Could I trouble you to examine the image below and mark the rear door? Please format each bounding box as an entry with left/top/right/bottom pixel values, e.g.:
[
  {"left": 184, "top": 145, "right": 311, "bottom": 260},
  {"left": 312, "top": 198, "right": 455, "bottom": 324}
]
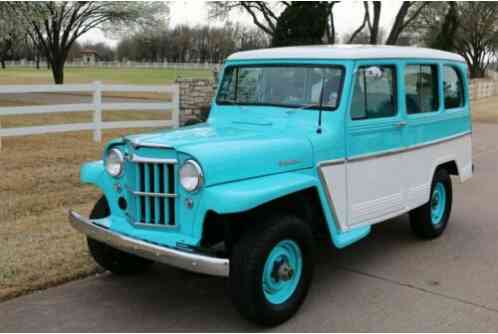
[{"left": 345, "top": 61, "right": 406, "bottom": 228}]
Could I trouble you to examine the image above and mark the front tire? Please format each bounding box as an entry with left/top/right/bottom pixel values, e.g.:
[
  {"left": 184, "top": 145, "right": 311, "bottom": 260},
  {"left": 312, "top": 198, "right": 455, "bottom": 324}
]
[
  {"left": 229, "top": 213, "right": 314, "bottom": 326},
  {"left": 410, "top": 168, "right": 453, "bottom": 239},
  {"left": 87, "top": 196, "right": 152, "bottom": 275}
]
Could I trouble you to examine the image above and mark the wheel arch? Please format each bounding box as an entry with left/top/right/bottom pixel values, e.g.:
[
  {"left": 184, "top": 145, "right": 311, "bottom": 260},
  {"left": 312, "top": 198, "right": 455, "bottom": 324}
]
[{"left": 200, "top": 186, "right": 330, "bottom": 252}]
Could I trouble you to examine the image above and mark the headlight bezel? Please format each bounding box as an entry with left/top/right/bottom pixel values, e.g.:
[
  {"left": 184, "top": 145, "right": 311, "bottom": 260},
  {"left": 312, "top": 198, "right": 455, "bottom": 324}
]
[
  {"left": 179, "top": 159, "right": 204, "bottom": 193},
  {"left": 105, "top": 147, "right": 125, "bottom": 177}
]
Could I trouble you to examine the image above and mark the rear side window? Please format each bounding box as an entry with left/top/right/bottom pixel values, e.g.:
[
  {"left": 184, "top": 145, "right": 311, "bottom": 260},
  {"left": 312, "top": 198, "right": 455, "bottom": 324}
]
[
  {"left": 351, "top": 65, "right": 396, "bottom": 120},
  {"left": 405, "top": 64, "right": 439, "bottom": 114},
  {"left": 444, "top": 66, "right": 464, "bottom": 109}
]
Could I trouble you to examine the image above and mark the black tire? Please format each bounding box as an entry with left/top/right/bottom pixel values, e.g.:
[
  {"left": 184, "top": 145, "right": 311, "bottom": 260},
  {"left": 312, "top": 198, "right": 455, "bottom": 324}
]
[
  {"left": 229, "top": 213, "right": 314, "bottom": 326},
  {"left": 87, "top": 196, "right": 152, "bottom": 275},
  {"left": 410, "top": 168, "right": 453, "bottom": 239}
]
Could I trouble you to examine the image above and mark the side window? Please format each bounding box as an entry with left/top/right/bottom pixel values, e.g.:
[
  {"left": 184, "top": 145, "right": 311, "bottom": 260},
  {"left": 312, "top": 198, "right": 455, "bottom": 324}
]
[
  {"left": 351, "top": 65, "right": 396, "bottom": 120},
  {"left": 444, "top": 66, "right": 464, "bottom": 109},
  {"left": 405, "top": 64, "right": 439, "bottom": 114}
]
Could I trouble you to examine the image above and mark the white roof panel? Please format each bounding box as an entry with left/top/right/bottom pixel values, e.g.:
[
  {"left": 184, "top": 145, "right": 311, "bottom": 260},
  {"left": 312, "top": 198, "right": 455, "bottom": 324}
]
[{"left": 227, "top": 44, "right": 465, "bottom": 62}]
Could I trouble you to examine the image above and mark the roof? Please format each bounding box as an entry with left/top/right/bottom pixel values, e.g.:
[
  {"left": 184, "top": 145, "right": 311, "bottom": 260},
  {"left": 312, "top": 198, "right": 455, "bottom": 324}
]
[
  {"left": 80, "top": 48, "right": 97, "bottom": 54},
  {"left": 227, "top": 45, "right": 465, "bottom": 62}
]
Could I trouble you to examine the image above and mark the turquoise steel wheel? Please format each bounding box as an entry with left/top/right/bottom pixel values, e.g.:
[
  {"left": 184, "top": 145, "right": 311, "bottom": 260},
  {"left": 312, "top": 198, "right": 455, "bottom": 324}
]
[
  {"left": 410, "top": 168, "right": 452, "bottom": 239},
  {"left": 262, "top": 239, "right": 303, "bottom": 304},
  {"left": 431, "top": 182, "right": 447, "bottom": 225},
  {"left": 230, "top": 214, "right": 314, "bottom": 326}
]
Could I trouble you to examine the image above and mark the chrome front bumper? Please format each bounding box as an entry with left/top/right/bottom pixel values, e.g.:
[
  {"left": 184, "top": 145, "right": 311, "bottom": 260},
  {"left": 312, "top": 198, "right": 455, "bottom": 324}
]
[{"left": 68, "top": 210, "right": 229, "bottom": 277}]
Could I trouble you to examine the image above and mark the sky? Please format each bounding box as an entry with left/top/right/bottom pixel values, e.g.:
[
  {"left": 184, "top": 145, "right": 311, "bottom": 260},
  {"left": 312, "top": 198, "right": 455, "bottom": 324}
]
[{"left": 80, "top": 1, "right": 404, "bottom": 48}]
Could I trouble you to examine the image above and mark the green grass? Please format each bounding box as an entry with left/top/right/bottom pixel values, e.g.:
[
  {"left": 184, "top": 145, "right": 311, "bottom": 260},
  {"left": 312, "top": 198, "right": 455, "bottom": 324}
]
[{"left": 0, "top": 67, "right": 213, "bottom": 85}]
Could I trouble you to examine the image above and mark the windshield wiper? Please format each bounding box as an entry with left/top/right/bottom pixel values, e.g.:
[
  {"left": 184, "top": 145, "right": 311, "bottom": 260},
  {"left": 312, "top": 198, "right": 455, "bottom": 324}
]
[
  {"left": 219, "top": 99, "right": 238, "bottom": 105},
  {"left": 294, "top": 103, "right": 321, "bottom": 111}
]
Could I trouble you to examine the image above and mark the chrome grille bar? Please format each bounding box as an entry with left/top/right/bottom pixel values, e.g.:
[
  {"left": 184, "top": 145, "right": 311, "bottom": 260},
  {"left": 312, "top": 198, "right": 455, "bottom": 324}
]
[{"left": 127, "top": 155, "right": 177, "bottom": 227}]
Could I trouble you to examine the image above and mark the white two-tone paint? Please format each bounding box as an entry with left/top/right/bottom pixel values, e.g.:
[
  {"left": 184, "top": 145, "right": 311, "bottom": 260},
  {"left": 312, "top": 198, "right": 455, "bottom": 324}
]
[{"left": 319, "top": 132, "right": 472, "bottom": 232}]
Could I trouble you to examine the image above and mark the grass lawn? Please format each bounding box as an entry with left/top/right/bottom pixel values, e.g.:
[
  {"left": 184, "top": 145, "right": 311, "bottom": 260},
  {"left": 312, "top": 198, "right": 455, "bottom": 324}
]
[
  {"left": 0, "top": 127, "right": 165, "bottom": 302},
  {"left": 0, "top": 66, "right": 212, "bottom": 301},
  {"left": 0, "top": 66, "right": 213, "bottom": 85}
]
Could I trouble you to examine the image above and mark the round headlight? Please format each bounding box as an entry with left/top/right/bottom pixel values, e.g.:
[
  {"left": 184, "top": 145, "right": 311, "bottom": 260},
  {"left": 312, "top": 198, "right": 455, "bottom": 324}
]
[
  {"left": 179, "top": 160, "right": 203, "bottom": 192},
  {"left": 105, "top": 148, "right": 124, "bottom": 177}
]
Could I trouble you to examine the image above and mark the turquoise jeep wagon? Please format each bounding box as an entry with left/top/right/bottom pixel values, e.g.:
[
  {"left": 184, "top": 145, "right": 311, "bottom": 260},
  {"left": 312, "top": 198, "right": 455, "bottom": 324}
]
[{"left": 70, "top": 45, "right": 473, "bottom": 325}]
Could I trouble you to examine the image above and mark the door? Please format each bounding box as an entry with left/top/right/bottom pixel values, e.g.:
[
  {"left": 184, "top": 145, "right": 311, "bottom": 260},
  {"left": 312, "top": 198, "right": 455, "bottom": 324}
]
[{"left": 345, "top": 62, "right": 405, "bottom": 228}]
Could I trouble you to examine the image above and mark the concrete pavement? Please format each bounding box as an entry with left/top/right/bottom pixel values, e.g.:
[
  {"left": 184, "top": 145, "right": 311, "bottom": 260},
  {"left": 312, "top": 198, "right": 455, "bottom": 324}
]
[{"left": 1, "top": 123, "right": 498, "bottom": 332}]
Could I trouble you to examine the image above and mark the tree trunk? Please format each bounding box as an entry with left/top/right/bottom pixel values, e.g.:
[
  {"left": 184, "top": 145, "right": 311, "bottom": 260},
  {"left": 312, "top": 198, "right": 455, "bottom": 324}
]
[
  {"left": 385, "top": 2, "right": 411, "bottom": 45},
  {"left": 369, "top": 2, "right": 382, "bottom": 44},
  {"left": 1, "top": 59, "right": 5, "bottom": 69},
  {"left": 36, "top": 55, "right": 40, "bottom": 70},
  {"left": 51, "top": 60, "right": 64, "bottom": 84}
]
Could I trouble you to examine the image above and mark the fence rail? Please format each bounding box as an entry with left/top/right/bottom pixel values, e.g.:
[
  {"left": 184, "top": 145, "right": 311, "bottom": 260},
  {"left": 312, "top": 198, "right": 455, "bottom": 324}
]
[
  {"left": 4, "top": 60, "right": 221, "bottom": 70},
  {"left": 0, "top": 81, "right": 179, "bottom": 150}
]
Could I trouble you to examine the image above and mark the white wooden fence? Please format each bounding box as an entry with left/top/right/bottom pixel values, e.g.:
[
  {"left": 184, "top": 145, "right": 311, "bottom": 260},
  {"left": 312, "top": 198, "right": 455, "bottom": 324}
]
[
  {"left": 5, "top": 60, "right": 220, "bottom": 70},
  {"left": 0, "top": 82, "right": 179, "bottom": 150}
]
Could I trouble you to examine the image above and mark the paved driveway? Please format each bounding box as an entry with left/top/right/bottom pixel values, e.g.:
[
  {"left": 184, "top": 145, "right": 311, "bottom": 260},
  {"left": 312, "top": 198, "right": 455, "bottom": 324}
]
[{"left": 1, "top": 123, "right": 498, "bottom": 332}]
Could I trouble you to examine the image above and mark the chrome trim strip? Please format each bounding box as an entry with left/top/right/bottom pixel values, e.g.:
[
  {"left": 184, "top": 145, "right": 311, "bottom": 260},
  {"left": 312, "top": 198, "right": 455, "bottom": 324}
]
[
  {"left": 318, "top": 131, "right": 471, "bottom": 167},
  {"left": 132, "top": 221, "right": 177, "bottom": 228},
  {"left": 317, "top": 158, "right": 346, "bottom": 168},
  {"left": 68, "top": 210, "right": 229, "bottom": 277},
  {"left": 316, "top": 166, "right": 346, "bottom": 232},
  {"left": 129, "top": 154, "right": 177, "bottom": 164},
  {"left": 132, "top": 190, "right": 177, "bottom": 198},
  {"left": 124, "top": 138, "right": 173, "bottom": 149},
  {"left": 348, "top": 131, "right": 471, "bottom": 163}
]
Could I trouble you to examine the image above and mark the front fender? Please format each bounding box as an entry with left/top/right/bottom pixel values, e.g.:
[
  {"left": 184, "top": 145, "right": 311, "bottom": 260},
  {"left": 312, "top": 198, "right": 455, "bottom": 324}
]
[
  {"left": 81, "top": 160, "right": 106, "bottom": 185},
  {"left": 80, "top": 161, "right": 119, "bottom": 215},
  {"left": 202, "top": 171, "right": 319, "bottom": 214},
  {"left": 197, "top": 169, "right": 370, "bottom": 249}
]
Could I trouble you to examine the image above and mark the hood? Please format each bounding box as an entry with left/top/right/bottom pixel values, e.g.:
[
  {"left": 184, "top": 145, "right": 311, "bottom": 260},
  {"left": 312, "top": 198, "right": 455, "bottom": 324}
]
[{"left": 125, "top": 123, "right": 314, "bottom": 186}]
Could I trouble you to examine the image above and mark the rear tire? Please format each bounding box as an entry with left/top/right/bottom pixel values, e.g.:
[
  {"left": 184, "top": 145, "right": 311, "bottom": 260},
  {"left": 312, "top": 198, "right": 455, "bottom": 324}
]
[
  {"left": 229, "top": 213, "right": 314, "bottom": 326},
  {"left": 410, "top": 168, "right": 452, "bottom": 239},
  {"left": 87, "top": 196, "right": 152, "bottom": 275}
]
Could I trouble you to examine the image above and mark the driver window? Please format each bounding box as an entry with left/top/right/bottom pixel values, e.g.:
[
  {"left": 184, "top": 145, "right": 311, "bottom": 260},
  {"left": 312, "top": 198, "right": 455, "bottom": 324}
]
[{"left": 351, "top": 65, "right": 396, "bottom": 120}]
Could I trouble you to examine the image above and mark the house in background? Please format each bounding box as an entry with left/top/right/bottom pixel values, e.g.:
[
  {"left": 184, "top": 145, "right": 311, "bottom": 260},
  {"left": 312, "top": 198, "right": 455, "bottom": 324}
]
[{"left": 80, "top": 49, "right": 97, "bottom": 64}]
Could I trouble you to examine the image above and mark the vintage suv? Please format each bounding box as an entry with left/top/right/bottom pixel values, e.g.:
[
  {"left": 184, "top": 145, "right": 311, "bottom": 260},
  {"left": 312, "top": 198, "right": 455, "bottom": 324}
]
[{"left": 69, "top": 45, "right": 473, "bottom": 325}]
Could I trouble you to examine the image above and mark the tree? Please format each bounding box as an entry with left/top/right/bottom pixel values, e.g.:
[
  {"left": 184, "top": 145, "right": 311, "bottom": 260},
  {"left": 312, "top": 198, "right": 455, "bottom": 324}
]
[
  {"left": 410, "top": 2, "right": 498, "bottom": 78},
  {"left": 429, "top": 2, "right": 458, "bottom": 52},
  {"left": 5, "top": 2, "right": 168, "bottom": 83},
  {"left": 272, "top": 2, "right": 328, "bottom": 46},
  {"left": 209, "top": 1, "right": 340, "bottom": 44},
  {"left": 0, "top": 3, "right": 23, "bottom": 69},
  {"left": 348, "top": 1, "right": 428, "bottom": 45}
]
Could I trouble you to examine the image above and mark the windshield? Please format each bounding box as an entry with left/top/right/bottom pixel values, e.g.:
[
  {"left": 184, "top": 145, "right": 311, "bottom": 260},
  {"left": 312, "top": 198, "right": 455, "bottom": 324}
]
[{"left": 216, "top": 65, "right": 344, "bottom": 110}]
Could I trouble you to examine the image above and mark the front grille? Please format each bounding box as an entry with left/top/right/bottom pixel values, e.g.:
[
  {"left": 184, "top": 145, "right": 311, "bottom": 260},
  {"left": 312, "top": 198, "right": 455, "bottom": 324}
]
[{"left": 127, "top": 155, "right": 176, "bottom": 226}]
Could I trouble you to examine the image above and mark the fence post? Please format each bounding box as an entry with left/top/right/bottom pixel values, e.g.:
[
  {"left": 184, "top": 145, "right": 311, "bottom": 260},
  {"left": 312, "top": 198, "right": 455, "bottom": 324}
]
[
  {"left": 93, "top": 81, "right": 102, "bottom": 142},
  {"left": 171, "top": 85, "right": 180, "bottom": 128}
]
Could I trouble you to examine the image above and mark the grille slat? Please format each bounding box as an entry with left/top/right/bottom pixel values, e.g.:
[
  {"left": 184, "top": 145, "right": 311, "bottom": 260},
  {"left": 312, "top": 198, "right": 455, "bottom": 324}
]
[
  {"left": 144, "top": 164, "right": 151, "bottom": 223},
  {"left": 127, "top": 155, "right": 176, "bottom": 227},
  {"left": 153, "top": 164, "right": 161, "bottom": 224}
]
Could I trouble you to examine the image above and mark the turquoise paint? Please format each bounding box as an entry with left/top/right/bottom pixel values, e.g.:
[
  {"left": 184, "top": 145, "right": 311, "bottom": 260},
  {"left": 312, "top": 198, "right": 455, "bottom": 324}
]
[
  {"left": 262, "top": 239, "right": 303, "bottom": 304},
  {"left": 431, "top": 182, "right": 447, "bottom": 225},
  {"left": 78, "top": 56, "right": 470, "bottom": 253}
]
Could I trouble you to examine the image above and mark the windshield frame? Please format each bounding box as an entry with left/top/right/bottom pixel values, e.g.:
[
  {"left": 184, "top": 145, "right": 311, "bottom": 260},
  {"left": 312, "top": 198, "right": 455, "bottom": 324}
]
[{"left": 215, "top": 63, "right": 346, "bottom": 111}]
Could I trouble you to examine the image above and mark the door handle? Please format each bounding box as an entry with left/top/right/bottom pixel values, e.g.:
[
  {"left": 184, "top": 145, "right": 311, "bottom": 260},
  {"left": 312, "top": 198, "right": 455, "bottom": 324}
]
[{"left": 395, "top": 121, "right": 407, "bottom": 128}]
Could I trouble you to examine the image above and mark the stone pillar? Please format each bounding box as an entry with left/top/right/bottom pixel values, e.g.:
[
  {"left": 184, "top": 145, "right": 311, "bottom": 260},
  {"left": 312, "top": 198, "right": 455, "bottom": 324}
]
[{"left": 175, "top": 77, "right": 217, "bottom": 125}]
